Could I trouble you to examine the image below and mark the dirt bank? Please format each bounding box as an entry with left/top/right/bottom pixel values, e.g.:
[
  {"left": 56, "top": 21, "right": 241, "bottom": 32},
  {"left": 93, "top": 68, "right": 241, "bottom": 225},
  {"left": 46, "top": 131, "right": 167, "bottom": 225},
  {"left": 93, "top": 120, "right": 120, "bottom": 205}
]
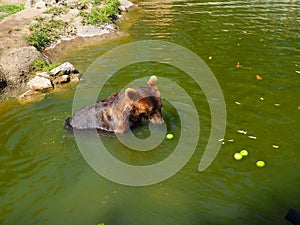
[
  {"left": 0, "top": 7, "right": 43, "bottom": 53},
  {"left": 0, "top": 0, "right": 134, "bottom": 100}
]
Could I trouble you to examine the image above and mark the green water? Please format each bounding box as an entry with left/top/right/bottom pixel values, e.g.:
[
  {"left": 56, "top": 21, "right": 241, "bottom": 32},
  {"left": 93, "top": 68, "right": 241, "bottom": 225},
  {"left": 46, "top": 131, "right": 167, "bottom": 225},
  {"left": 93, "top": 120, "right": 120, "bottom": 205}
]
[{"left": 1, "top": 0, "right": 300, "bottom": 224}]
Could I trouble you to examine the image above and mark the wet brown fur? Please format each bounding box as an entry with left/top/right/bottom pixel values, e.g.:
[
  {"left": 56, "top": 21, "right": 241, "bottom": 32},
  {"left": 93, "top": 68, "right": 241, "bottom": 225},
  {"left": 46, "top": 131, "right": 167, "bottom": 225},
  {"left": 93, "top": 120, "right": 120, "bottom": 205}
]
[{"left": 65, "top": 76, "right": 164, "bottom": 134}]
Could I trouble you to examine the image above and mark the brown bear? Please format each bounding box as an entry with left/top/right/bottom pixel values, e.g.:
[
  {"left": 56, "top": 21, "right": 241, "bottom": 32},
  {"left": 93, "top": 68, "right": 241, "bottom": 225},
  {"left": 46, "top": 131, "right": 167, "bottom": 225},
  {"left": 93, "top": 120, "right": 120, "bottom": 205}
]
[{"left": 65, "top": 76, "right": 164, "bottom": 134}]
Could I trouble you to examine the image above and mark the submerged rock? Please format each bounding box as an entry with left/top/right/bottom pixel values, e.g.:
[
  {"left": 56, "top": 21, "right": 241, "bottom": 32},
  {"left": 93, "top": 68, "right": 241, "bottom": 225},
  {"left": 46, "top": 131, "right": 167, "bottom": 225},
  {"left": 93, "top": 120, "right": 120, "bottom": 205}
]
[
  {"left": 18, "top": 89, "right": 43, "bottom": 98},
  {"left": 27, "top": 76, "right": 53, "bottom": 91},
  {"left": 18, "top": 90, "right": 46, "bottom": 103}
]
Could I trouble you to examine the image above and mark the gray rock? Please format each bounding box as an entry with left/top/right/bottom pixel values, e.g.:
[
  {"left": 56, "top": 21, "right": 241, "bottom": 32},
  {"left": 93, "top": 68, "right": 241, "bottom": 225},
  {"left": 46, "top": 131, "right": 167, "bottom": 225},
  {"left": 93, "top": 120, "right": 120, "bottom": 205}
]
[
  {"left": 119, "top": 0, "right": 134, "bottom": 11},
  {"left": 36, "top": 71, "right": 50, "bottom": 79},
  {"left": 27, "top": 76, "right": 53, "bottom": 91},
  {"left": 106, "top": 24, "right": 118, "bottom": 31},
  {"left": 119, "top": 6, "right": 127, "bottom": 12},
  {"left": 76, "top": 25, "right": 112, "bottom": 37},
  {"left": 50, "top": 62, "right": 75, "bottom": 75},
  {"left": 0, "top": 46, "right": 44, "bottom": 86},
  {"left": 35, "top": 0, "right": 47, "bottom": 9},
  {"left": 70, "top": 74, "right": 80, "bottom": 83},
  {"left": 25, "top": 0, "right": 60, "bottom": 8}
]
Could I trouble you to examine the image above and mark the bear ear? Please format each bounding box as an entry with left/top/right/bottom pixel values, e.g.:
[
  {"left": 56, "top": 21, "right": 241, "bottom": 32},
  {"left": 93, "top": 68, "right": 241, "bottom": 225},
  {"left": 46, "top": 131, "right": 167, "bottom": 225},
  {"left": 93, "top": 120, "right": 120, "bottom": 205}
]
[
  {"left": 125, "top": 88, "right": 139, "bottom": 101},
  {"left": 147, "top": 75, "right": 158, "bottom": 90}
]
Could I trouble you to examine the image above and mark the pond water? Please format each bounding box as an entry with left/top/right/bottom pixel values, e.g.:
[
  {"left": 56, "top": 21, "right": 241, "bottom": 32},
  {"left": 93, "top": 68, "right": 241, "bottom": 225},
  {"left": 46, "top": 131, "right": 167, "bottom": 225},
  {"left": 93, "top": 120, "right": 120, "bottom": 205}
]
[{"left": 1, "top": 0, "right": 299, "bottom": 224}]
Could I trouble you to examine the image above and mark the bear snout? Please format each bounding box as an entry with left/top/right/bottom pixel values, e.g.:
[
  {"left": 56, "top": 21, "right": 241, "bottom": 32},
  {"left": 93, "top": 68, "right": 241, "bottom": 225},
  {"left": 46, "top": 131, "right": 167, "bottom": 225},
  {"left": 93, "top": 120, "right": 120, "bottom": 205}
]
[{"left": 149, "top": 112, "right": 164, "bottom": 125}]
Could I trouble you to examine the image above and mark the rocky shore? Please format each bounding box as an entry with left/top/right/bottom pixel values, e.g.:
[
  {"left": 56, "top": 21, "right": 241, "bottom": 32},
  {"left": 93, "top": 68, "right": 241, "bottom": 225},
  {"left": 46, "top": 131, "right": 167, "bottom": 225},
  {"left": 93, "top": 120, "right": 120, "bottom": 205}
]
[{"left": 0, "top": 0, "right": 134, "bottom": 101}]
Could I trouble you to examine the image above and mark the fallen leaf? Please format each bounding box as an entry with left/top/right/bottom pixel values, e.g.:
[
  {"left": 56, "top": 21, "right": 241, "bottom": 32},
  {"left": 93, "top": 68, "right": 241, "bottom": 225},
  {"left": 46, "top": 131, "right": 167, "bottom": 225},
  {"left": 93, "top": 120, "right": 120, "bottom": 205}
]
[
  {"left": 237, "top": 129, "right": 247, "bottom": 134},
  {"left": 236, "top": 62, "right": 241, "bottom": 68},
  {"left": 256, "top": 75, "right": 263, "bottom": 80},
  {"left": 248, "top": 136, "right": 257, "bottom": 139}
]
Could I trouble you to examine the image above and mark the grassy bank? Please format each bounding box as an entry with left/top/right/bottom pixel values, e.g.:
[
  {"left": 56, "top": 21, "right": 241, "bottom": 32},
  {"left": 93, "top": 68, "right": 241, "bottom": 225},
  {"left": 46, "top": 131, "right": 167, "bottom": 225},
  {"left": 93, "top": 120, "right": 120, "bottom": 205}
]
[
  {"left": 24, "top": 0, "right": 121, "bottom": 51},
  {"left": 80, "top": 0, "right": 120, "bottom": 25},
  {"left": 25, "top": 17, "right": 71, "bottom": 51},
  {"left": 0, "top": 4, "right": 24, "bottom": 20}
]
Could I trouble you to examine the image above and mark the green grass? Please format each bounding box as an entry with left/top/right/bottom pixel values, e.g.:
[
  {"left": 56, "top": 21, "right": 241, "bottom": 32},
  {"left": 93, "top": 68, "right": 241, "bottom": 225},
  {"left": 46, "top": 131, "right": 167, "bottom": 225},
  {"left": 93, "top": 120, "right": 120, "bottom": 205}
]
[
  {"left": 44, "top": 6, "right": 70, "bottom": 16},
  {"left": 24, "top": 17, "right": 69, "bottom": 51},
  {"left": 0, "top": 4, "right": 24, "bottom": 20},
  {"left": 31, "top": 59, "right": 61, "bottom": 73},
  {"left": 80, "top": 0, "right": 120, "bottom": 25}
]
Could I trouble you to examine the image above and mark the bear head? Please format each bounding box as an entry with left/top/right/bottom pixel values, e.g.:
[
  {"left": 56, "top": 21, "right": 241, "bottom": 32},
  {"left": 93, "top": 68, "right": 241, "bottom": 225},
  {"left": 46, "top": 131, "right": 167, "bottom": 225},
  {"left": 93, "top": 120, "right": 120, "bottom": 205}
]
[{"left": 124, "top": 76, "right": 164, "bottom": 126}]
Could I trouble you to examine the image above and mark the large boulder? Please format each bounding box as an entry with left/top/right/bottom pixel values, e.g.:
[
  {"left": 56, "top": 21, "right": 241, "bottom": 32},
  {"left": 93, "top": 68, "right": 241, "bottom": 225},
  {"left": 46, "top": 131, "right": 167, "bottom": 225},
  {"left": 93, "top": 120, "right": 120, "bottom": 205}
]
[{"left": 0, "top": 46, "right": 44, "bottom": 86}]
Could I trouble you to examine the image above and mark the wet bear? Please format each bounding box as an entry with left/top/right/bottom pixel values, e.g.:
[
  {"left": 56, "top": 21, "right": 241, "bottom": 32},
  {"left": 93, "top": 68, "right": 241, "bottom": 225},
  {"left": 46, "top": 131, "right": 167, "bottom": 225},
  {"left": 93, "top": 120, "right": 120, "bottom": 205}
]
[{"left": 65, "top": 76, "right": 164, "bottom": 134}]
